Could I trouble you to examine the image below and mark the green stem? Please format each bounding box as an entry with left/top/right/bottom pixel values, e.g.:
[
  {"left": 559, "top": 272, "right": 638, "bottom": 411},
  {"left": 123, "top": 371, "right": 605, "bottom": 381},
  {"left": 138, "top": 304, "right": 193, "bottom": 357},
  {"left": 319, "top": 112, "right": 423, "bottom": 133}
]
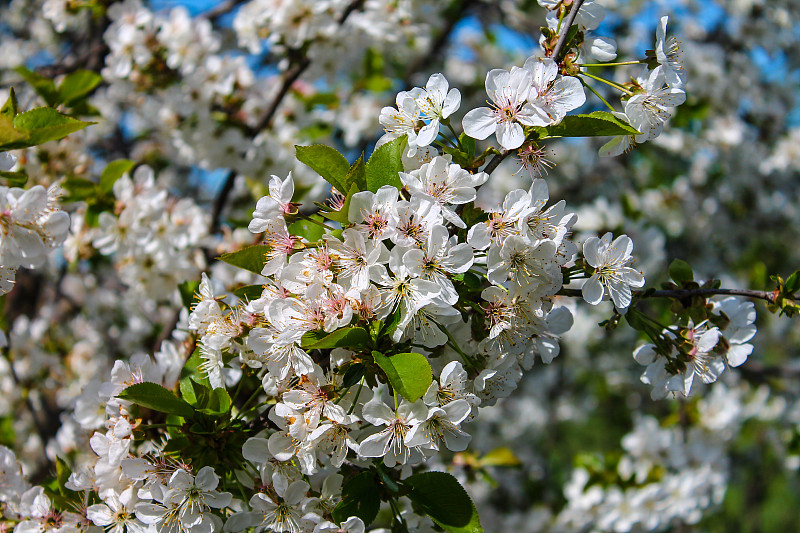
[
  {"left": 234, "top": 388, "right": 264, "bottom": 420},
  {"left": 230, "top": 369, "right": 246, "bottom": 404},
  {"left": 446, "top": 121, "right": 462, "bottom": 148},
  {"left": 580, "top": 78, "right": 616, "bottom": 112},
  {"left": 296, "top": 212, "right": 335, "bottom": 231},
  {"left": 579, "top": 71, "right": 634, "bottom": 96},
  {"left": 347, "top": 377, "right": 365, "bottom": 415},
  {"left": 441, "top": 325, "right": 476, "bottom": 368}
]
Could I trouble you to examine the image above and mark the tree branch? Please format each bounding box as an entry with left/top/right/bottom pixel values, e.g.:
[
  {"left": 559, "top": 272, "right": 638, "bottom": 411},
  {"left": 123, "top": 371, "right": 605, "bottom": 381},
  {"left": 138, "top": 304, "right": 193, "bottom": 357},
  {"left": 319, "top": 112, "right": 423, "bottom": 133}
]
[
  {"left": 483, "top": 149, "right": 509, "bottom": 175},
  {"left": 551, "top": 0, "right": 586, "bottom": 60},
  {"left": 199, "top": 0, "right": 249, "bottom": 22},
  {"left": 558, "top": 286, "right": 778, "bottom": 304},
  {"left": 209, "top": 0, "right": 364, "bottom": 234}
]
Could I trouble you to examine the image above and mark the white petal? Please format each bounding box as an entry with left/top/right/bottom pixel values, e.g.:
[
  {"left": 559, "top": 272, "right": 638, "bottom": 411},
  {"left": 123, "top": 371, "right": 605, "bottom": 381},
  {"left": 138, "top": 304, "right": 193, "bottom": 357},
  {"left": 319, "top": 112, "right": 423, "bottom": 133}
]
[
  {"left": 462, "top": 107, "right": 497, "bottom": 140},
  {"left": 581, "top": 275, "right": 605, "bottom": 305}
]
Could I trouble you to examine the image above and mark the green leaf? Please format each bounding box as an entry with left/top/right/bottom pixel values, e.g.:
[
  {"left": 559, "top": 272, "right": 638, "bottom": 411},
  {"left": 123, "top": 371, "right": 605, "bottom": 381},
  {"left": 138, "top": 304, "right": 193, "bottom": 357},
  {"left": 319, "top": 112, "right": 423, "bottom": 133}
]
[
  {"left": 556, "top": 24, "right": 581, "bottom": 60},
  {"left": 459, "top": 133, "right": 476, "bottom": 158},
  {"left": 341, "top": 362, "right": 365, "bottom": 388},
  {"left": 538, "top": 111, "right": 640, "bottom": 139},
  {"left": 15, "top": 67, "right": 58, "bottom": 106},
  {"left": 197, "top": 387, "right": 232, "bottom": 416},
  {"left": 180, "top": 347, "right": 212, "bottom": 390},
  {"left": 118, "top": 382, "right": 196, "bottom": 419},
  {"left": 479, "top": 447, "right": 521, "bottom": 467},
  {"left": 57, "top": 70, "right": 103, "bottom": 105},
  {"left": 9, "top": 107, "right": 93, "bottom": 148},
  {"left": 55, "top": 457, "right": 72, "bottom": 496},
  {"left": 365, "top": 135, "right": 407, "bottom": 192},
  {"left": 668, "top": 258, "right": 694, "bottom": 285},
  {"left": 288, "top": 214, "right": 325, "bottom": 242},
  {"left": 62, "top": 177, "right": 98, "bottom": 202},
  {"left": 0, "top": 115, "right": 27, "bottom": 148},
  {"left": 219, "top": 245, "right": 270, "bottom": 275},
  {"left": 233, "top": 284, "right": 264, "bottom": 301},
  {"left": 331, "top": 471, "right": 381, "bottom": 525},
  {"left": 624, "top": 308, "right": 654, "bottom": 335},
  {"left": 99, "top": 159, "right": 135, "bottom": 195},
  {"left": 405, "top": 471, "right": 483, "bottom": 533},
  {"left": 322, "top": 182, "right": 359, "bottom": 225},
  {"left": 295, "top": 144, "right": 350, "bottom": 193},
  {"left": 178, "top": 280, "right": 200, "bottom": 311},
  {"left": 344, "top": 153, "right": 366, "bottom": 193},
  {"left": 302, "top": 326, "right": 371, "bottom": 350},
  {"left": 372, "top": 351, "right": 432, "bottom": 403},
  {"left": 1, "top": 88, "right": 18, "bottom": 119},
  {"left": 0, "top": 170, "right": 28, "bottom": 187},
  {"left": 784, "top": 269, "right": 800, "bottom": 295}
]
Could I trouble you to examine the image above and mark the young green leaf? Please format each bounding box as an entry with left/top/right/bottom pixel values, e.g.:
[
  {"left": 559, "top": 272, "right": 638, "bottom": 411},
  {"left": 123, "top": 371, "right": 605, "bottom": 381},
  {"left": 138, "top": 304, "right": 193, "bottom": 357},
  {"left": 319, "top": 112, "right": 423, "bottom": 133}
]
[
  {"left": 288, "top": 214, "right": 326, "bottom": 242},
  {"left": 322, "top": 182, "right": 359, "bottom": 225},
  {"left": 62, "top": 177, "right": 99, "bottom": 203},
  {"left": 0, "top": 170, "right": 28, "bottom": 187},
  {"left": 372, "top": 351, "right": 433, "bottom": 403},
  {"left": 405, "top": 471, "right": 483, "bottom": 533},
  {"left": 118, "top": 382, "right": 196, "bottom": 419},
  {"left": 344, "top": 153, "right": 366, "bottom": 193},
  {"left": 99, "top": 159, "right": 136, "bottom": 195},
  {"left": 57, "top": 70, "right": 103, "bottom": 106},
  {"left": 1, "top": 87, "right": 18, "bottom": 119},
  {"left": 301, "top": 326, "right": 371, "bottom": 350},
  {"left": 178, "top": 280, "right": 201, "bottom": 311},
  {"left": 8, "top": 107, "right": 94, "bottom": 148},
  {"left": 15, "top": 67, "right": 58, "bottom": 106},
  {"left": 232, "top": 284, "right": 265, "bottom": 302},
  {"left": 295, "top": 144, "right": 350, "bottom": 193},
  {"left": 0, "top": 115, "right": 28, "bottom": 148},
  {"left": 538, "top": 111, "right": 640, "bottom": 138},
  {"left": 365, "top": 135, "right": 407, "bottom": 192},
  {"left": 783, "top": 269, "right": 800, "bottom": 295},
  {"left": 668, "top": 258, "right": 694, "bottom": 285},
  {"left": 331, "top": 471, "right": 382, "bottom": 525},
  {"left": 219, "top": 245, "right": 270, "bottom": 275}
]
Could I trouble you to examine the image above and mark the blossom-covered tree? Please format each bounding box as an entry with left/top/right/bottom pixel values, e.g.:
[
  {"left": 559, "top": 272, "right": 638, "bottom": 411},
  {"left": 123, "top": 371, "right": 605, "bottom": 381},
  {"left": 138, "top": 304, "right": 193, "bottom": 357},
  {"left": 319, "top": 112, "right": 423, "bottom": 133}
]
[{"left": 1, "top": 0, "right": 799, "bottom": 532}]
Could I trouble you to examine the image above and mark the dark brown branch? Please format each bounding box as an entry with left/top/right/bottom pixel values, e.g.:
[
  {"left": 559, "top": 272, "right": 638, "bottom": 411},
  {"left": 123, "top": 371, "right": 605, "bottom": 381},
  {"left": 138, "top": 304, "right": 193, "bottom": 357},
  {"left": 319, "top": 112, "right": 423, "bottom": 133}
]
[
  {"left": 247, "top": 55, "right": 312, "bottom": 137},
  {"left": 483, "top": 149, "right": 509, "bottom": 175},
  {"left": 551, "top": 0, "right": 586, "bottom": 60},
  {"left": 209, "top": 0, "right": 365, "bottom": 234},
  {"left": 558, "top": 286, "right": 778, "bottom": 304},
  {"left": 643, "top": 288, "right": 777, "bottom": 304},
  {"left": 199, "top": 0, "right": 249, "bottom": 22},
  {"left": 403, "top": 0, "right": 475, "bottom": 85}
]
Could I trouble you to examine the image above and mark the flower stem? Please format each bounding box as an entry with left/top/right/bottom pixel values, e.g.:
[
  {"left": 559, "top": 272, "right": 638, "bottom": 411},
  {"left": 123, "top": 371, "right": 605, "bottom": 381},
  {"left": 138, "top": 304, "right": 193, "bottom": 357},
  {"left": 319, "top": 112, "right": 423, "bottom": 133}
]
[
  {"left": 295, "top": 211, "right": 335, "bottom": 231},
  {"left": 579, "top": 71, "right": 634, "bottom": 95},
  {"left": 580, "top": 78, "right": 616, "bottom": 112}
]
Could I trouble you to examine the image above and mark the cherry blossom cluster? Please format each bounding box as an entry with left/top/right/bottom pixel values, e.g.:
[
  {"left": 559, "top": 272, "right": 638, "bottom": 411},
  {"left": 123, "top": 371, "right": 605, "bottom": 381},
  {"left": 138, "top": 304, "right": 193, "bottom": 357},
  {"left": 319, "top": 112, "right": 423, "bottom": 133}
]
[
  {"left": 634, "top": 297, "right": 757, "bottom": 399},
  {"left": 87, "top": 165, "right": 209, "bottom": 302},
  {"left": 3, "top": 0, "right": 799, "bottom": 531},
  {"left": 557, "top": 380, "right": 783, "bottom": 532},
  {"left": 0, "top": 158, "right": 69, "bottom": 295}
]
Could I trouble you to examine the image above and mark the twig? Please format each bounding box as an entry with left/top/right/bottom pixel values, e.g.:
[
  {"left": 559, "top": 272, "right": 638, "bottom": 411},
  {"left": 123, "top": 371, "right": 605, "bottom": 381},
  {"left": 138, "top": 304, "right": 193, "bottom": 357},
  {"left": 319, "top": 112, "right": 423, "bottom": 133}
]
[
  {"left": 558, "top": 286, "right": 778, "bottom": 304},
  {"left": 481, "top": 1, "right": 584, "bottom": 174},
  {"left": 483, "top": 150, "right": 509, "bottom": 175},
  {"left": 209, "top": 0, "right": 365, "bottom": 234},
  {"left": 551, "top": 0, "right": 586, "bottom": 61},
  {"left": 199, "top": 0, "right": 249, "bottom": 22},
  {"left": 642, "top": 288, "right": 777, "bottom": 304},
  {"left": 403, "top": 0, "right": 475, "bottom": 85}
]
